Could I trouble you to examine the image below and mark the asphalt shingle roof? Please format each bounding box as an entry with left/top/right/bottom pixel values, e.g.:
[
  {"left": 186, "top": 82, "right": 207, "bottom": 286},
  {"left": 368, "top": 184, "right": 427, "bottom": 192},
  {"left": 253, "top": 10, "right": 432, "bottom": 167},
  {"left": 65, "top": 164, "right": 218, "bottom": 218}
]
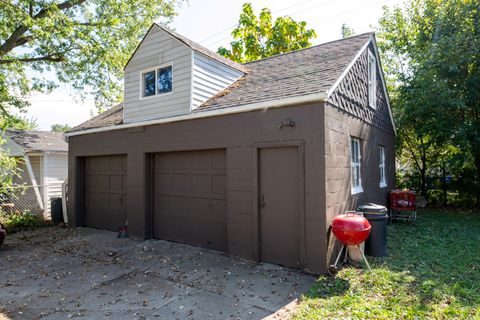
[
  {"left": 72, "top": 103, "right": 123, "bottom": 131},
  {"left": 71, "top": 32, "right": 372, "bottom": 132},
  {"left": 7, "top": 130, "right": 68, "bottom": 153}
]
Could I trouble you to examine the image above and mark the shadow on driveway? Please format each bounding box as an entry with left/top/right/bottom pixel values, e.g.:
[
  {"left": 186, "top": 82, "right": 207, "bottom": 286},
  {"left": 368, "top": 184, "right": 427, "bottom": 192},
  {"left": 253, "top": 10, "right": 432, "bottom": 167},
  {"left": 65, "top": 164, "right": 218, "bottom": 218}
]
[{"left": 0, "top": 227, "right": 315, "bottom": 319}]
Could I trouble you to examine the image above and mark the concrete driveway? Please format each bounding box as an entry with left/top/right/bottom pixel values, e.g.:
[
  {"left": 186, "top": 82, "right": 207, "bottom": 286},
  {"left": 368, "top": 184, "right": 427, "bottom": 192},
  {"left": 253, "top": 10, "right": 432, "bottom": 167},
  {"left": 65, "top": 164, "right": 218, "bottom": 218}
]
[{"left": 0, "top": 227, "right": 315, "bottom": 320}]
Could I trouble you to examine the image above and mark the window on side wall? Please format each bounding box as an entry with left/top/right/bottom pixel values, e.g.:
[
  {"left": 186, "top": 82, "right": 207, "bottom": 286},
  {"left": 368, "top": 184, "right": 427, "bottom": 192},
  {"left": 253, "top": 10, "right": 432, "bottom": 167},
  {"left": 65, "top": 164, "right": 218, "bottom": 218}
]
[
  {"left": 351, "top": 137, "right": 363, "bottom": 194},
  {"left": 141, "top": 65, "right": 173, "bottom": 98},
  {"left": 368, "top": 50, "right": 377, "bottom": 108},
  {"left": 379, "top": 146, "right": 387, "bottom": 188}
]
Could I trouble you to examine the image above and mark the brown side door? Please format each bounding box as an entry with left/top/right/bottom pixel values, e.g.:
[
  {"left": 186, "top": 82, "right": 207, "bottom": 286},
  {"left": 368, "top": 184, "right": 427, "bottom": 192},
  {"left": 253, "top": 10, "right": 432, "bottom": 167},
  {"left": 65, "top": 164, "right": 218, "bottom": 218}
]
[
  {"left": 85, "top": 155, "right": 127, "bottom": 231},
  {"left": 153, "top": 150, "right": 227, "bottom": 251},
  {"left": 259, "top": 147, "right": 301, "bottom": 268}
]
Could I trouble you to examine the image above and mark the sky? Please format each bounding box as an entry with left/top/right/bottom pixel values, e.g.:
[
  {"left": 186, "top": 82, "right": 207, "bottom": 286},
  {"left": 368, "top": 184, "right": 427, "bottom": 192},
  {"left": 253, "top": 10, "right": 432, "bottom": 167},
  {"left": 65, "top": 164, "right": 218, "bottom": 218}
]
[{"left": 20, "top": 0, "right": 404, "bottom": 130}]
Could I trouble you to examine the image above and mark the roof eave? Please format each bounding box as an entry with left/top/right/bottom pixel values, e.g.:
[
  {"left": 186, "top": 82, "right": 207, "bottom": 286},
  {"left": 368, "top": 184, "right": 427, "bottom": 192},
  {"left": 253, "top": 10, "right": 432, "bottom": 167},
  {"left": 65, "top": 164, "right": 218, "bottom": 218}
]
[{"left": 65, "top": 92, "right": 328, "bottom": 137}]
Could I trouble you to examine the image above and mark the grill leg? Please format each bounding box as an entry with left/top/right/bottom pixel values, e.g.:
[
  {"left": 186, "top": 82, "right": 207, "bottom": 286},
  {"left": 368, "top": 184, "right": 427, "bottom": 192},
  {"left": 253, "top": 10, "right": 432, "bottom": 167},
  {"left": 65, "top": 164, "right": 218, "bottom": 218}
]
[
  {"left": 358, "top": 244, "right": 371, "bottom": 270},
  {"left": 343, "top": 246, "right": 349, "bottom": 263},
  {"left": 328, "top": 245, "right": 345, "bottom": 275},
  {"left": 334, "top": 245, "right": 345, "bottom": 267}
]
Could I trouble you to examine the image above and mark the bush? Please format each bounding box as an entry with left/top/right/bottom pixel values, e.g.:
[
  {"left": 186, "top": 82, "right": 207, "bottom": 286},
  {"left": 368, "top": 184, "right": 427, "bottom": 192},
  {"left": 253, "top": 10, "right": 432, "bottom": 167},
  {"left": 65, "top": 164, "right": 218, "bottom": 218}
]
[{"left": 0, "top": 210, "right": 51, "bottom": 233}]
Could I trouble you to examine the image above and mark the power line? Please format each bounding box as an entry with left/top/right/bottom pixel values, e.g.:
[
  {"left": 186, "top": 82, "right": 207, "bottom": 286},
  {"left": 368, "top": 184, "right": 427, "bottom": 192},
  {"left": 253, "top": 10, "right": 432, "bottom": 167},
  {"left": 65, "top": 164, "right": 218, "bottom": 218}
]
[
  {"left": 199, "top": 0, "right": 338, "bottom": 45},
  {"left": 203, "top": 1, "right": 385, "bottom": 49}
]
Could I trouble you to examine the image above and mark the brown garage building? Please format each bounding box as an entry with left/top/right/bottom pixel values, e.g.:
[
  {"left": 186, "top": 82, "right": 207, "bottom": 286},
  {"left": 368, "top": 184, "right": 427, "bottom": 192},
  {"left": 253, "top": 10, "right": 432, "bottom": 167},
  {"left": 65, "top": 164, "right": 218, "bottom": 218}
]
[{"left": 66, "top": 24, "right": 395, "bottom": 274}]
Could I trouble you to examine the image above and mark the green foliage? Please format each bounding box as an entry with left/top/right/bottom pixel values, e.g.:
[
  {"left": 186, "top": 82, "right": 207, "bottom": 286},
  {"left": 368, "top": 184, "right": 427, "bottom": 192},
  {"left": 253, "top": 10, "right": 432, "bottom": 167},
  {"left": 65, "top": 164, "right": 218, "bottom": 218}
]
[
  {"left": 0, "top": 138, "right": 19, "bottom": 194},
  {"left": 217, "top": 3, "right": 317, "bottom": 63},
  {"left": 377, "top": 0, "right": 480, "bottom": 205},
  {"left": 0, "top": 210, "right": 51, "bottom": 233},
  {"left": 294, "top": 210, "right": 480, "bottom": 319},
  {"left": 51, "top": 123, "right": 72, "bottom": 132},
  {"left": 341, "top": 23, "right": 355, "bottom": 38},
  {"left": 0, "top": 0, "right": 181, "bottom": 114}
]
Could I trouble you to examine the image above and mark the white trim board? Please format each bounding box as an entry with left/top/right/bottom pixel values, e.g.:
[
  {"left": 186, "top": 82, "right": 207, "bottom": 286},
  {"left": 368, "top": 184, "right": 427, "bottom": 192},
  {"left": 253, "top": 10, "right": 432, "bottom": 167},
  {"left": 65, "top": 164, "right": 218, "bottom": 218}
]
[
  {"left": 65, "top": 92, "right": 328, "bottom": 137},
  {"left": 24, "top": 155, "right": 44, "bottom": 211}
]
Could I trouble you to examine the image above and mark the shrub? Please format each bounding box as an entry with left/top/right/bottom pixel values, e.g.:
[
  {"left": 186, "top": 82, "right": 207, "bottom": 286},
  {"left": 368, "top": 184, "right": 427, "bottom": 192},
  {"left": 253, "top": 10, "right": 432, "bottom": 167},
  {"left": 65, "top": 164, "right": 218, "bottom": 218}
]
[{"left": 0, "top": 210, "right": 51, "bottom": 233}]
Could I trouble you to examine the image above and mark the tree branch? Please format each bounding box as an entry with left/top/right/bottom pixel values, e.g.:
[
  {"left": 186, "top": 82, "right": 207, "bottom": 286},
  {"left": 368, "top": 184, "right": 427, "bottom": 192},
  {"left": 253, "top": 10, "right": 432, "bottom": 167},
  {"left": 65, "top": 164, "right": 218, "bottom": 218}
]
[
  {"left": 0, "top": 0, "right": 87, "bottom": 56},
  {"left": 0, "top": 54, "right": 65, "bottom": 64},
  {"left": 15, "top": 36, "right": 34, "bottom": 47}
]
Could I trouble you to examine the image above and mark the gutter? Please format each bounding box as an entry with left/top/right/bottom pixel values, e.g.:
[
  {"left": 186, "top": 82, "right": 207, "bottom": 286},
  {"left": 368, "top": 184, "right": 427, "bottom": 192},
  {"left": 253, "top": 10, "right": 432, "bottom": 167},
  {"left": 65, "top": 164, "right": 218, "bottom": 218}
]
[{"left": 65, "top": 92, "right": 328, "bottom": 137}]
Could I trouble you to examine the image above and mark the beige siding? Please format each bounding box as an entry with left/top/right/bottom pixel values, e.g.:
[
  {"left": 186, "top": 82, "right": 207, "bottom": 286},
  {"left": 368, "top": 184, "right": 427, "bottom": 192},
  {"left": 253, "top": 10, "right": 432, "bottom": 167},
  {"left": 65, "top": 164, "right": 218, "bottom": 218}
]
[
  {"left": 192, "top": 52, "right": 244, "bottom": 110},
  {"left": 44, "top": 153, "right": 68, "bottom": 217},
  {"left": 123, "top": 26, "right": 193, "bottom": 123},
  {"left": 28, "top": 155, "right": 43, "bottom": 188}
]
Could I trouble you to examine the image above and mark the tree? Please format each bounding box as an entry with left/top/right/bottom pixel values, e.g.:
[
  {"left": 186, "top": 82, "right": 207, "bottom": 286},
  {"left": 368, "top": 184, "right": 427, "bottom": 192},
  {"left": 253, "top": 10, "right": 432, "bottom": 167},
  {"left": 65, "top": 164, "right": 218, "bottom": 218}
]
[
  {"left": 378, "top": 0, "right": 480, "bottom": 205},
  {"left": 217, "top": 3, "right": 316, "bottom": 63},
  {"left": 51, "top": 124, "right": 72, "bottom": 133},
  {"left": 341, "top": 23, "right": 355, "bottom": 38},
  {"left": 0, "top": 114, "right": 34, "bottom": 198},
  {"left": 0, "top": 0, "right": 180, "bottom": 117}
]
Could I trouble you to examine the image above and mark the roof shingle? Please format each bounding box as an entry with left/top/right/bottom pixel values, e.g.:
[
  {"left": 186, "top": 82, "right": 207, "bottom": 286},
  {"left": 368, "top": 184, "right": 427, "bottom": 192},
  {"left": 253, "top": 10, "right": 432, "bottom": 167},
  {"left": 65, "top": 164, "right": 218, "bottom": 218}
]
[
  {"left": 6, "top": 130, "right": 68, "bottom": 153},
  {"left": 71, "top": 33, "right": 373, "bottom": 132}
]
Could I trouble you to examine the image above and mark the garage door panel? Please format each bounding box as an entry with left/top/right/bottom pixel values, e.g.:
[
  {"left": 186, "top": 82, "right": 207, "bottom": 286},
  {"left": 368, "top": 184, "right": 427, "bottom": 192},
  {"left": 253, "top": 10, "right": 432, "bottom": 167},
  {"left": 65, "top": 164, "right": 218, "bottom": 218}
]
[
  {"left": 212, "top": 175, "right": 226, "bottom": 195},
  {"left": 87, "top": 175, "right": 97, "bottom": 189},
  {"left": 172, "top": 196, "right": 189, "bottom": 215},
  {"left": 153, "top": 150, "right": 227, "bottom": 251},
  {"left": 156, "top": 155, "right": 173, "bottom": 172},
  {"left": 109, "top": 156, "right": 123, "bottom": 171},
  {"left": 155, "top": 195, "right": 171, "bottom": 212},
  {"left": 109, "top": 174, "right": 123, "bottom": 190},
  {"left": 212, "top": 199, "right": 226, "bottom": 219},
  {"left": 85, "top": 155, "right": 127, "bottom": 232},
  {"left": 192, "top": 174, "right": 210, "bottom": 193},
  {"left": 190, "top": 197, "right": 210, "bottom": 217},
  {"left": 98, "top": 157, "right": 109, "bottom": 171},
  {"left": 156, "top": 174, "right": 171, "bottom": 193},
  {"left": 108, "top": 193, "right": 123, "bottom": 210},
  {"left": 173, "top": 174, "right": 190, "bottom": 195},
  {"left": 212, "top": 150, "right": 226, "bottom": 169},
  {"left": 192, "top": 151, "right": 211, "bottom": 169},
  {"left": 173, "top": 153, "right": 190, "bottom": 169}
]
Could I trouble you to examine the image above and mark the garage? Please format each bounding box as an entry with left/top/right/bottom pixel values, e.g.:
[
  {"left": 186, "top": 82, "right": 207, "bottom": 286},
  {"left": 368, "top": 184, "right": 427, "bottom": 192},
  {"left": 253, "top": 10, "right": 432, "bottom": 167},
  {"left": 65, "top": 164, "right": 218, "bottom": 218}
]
[
  {"left": 153, "top": 150, "right": 227, "bottom": 251},
  {"left": 84, "top": 155, "right": 127, "bottom": 231}
]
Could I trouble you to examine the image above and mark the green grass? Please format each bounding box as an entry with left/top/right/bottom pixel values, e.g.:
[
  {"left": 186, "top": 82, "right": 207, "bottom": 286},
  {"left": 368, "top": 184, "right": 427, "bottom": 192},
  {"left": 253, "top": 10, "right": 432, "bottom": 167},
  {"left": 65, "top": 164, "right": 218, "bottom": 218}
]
[{"left": 294, "top": 210, "right": 480, "bottom": 320}]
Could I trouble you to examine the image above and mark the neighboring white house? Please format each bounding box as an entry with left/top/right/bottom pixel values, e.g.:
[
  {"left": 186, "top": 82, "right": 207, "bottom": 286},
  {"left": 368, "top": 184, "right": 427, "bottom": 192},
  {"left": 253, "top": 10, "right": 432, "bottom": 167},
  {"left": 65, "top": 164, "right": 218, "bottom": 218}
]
[{"left": 1, "top": 130, "right": 68, "bottom": 218}]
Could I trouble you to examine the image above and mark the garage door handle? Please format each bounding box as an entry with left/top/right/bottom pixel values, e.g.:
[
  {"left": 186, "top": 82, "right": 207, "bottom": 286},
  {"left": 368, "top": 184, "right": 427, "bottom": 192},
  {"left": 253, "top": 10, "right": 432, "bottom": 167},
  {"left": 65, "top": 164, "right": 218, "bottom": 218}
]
[{"left": 259, "top": 195, "right": 266, "bottom": 209}]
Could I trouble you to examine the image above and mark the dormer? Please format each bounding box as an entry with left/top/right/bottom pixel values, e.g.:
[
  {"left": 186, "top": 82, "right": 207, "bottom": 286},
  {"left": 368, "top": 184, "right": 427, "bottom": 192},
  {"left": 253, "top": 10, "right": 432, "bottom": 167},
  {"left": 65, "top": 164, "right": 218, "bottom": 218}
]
[{"left": 123, "top": 24, "right": 246, "bottom": 124}]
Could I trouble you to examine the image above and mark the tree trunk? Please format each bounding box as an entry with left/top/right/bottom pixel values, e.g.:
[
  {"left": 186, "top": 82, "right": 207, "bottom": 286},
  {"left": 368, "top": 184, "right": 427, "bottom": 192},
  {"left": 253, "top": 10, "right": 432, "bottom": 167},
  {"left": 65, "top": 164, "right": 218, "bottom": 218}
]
[
  {"left": 442, "top": 163, "right": 447, "bottom": 206},
  {"left": 475, "top": 154, "right": 480, "bottom": 208},
  {"left": 420, "top": 152, "right": 428, "bottom": 197}
]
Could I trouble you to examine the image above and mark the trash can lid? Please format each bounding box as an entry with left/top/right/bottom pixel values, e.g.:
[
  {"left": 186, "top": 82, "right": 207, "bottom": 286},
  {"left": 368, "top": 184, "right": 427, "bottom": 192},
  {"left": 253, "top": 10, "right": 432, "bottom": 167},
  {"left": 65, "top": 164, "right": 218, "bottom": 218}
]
[{"left": 357, "top": 203, "right": 388, "bottom": 213}]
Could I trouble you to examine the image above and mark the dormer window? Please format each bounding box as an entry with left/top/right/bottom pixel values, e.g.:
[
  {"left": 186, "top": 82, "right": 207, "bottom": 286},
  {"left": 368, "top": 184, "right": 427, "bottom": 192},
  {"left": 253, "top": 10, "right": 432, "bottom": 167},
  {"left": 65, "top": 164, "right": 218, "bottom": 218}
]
[{"left": 141, "top": 65, "right": 173, "bottom": 98}]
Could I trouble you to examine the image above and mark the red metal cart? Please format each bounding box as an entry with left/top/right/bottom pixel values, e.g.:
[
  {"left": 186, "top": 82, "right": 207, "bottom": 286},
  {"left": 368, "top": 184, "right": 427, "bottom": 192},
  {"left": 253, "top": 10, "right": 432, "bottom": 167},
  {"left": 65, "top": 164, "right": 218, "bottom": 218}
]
[{"left": 389, "top": 190, "right": 417, "bottom": 223}]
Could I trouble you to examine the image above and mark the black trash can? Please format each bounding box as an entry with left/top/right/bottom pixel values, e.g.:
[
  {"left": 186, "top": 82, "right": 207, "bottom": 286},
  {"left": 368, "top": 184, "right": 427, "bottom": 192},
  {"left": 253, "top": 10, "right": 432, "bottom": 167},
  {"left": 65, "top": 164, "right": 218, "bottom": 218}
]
[
  {"left": 357, "top": 203, "right": 388, "bottom": 257},
  {"left": 50, "top": 197, "right": 63, "bottom": 225}
]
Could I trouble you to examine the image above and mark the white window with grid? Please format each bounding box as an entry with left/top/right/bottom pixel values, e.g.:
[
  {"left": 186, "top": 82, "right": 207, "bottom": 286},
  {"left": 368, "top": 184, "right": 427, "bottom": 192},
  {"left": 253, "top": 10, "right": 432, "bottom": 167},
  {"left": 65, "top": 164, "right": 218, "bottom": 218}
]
[
  {"left": 351, "top": 138, "right": 363, "bottom": 194},
  {"left": 379, "top": 146, "right": 387, "bottom": 188},
  {"left": 368, "top": 50, "right": 377, "bottom": 108}
]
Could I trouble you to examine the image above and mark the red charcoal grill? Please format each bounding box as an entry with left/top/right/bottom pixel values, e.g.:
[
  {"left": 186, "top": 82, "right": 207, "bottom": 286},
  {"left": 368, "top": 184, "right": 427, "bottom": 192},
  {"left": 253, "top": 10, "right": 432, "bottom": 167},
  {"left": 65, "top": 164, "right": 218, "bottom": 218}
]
[
  {"left": 390, "top": 189, "right": 417, "bottom": 223},
  {"left": 328, "top": 212, "right": 371, "bottom": 275}
]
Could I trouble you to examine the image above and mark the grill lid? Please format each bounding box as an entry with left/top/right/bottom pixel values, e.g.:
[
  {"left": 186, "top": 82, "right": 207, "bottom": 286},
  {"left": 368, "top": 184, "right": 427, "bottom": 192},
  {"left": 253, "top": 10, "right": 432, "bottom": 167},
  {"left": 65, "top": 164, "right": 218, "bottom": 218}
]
[{"left": 331, "top": 213, "right": 371, "bottom": 232}]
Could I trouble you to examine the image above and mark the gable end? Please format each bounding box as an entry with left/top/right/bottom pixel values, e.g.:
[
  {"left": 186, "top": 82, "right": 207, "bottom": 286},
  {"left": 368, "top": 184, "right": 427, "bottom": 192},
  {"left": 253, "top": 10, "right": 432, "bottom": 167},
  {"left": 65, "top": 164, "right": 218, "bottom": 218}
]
[{"left": 327, "top": 39, "right": 395, "bottom": 134}]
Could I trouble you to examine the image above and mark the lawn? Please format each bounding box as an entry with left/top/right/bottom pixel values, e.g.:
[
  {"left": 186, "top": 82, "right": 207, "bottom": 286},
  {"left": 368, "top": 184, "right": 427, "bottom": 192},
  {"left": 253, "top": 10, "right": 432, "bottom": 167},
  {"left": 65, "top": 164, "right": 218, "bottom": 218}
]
[{"left": 294, "top": 210, "right": 480, "bottom": 319}]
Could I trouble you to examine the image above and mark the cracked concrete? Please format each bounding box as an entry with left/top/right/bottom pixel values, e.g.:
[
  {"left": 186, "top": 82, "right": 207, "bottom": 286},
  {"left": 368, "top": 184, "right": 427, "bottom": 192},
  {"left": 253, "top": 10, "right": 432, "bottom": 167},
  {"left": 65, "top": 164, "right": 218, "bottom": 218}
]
[{"left": 0, "top": 227, "right": 315, "bottom": 319}]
